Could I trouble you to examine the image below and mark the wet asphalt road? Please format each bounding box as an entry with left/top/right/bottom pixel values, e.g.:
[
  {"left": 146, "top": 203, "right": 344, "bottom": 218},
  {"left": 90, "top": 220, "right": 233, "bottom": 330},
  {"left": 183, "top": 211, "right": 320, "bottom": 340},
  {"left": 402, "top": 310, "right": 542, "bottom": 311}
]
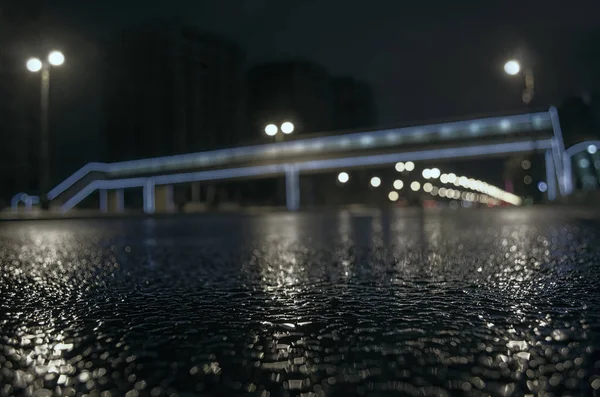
[{"left": 1, "top": 208, "right": 600, "bottom": 397}]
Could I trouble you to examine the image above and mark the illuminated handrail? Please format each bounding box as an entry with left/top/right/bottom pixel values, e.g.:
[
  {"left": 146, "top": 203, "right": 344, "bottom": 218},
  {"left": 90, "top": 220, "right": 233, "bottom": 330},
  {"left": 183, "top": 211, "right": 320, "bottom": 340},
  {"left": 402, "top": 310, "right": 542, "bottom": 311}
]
[
  {"left": 60, "top": 139, "right": 553, "bottom": 212},
  {"left": 564, "top": 141, "right": 600, "bottom": 158},
  {"left": 106, "top": 112, "right": 551, "bottom": 177},
  {"left": 561, "top": 140, "right": 600, "bottom": 195},
  {"left": 47, "top": 162, "right": 107, "bottom": 200},
  {"left": 48, "top": 111, "right": 553, "bottom": 202}
]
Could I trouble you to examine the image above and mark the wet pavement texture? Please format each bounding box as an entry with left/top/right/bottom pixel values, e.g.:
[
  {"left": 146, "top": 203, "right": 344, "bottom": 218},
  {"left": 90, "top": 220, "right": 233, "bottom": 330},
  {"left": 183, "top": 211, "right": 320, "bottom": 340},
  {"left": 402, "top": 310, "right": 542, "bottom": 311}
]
[{"left": 1, "top": 208, "right": 600, "bottom": 397}]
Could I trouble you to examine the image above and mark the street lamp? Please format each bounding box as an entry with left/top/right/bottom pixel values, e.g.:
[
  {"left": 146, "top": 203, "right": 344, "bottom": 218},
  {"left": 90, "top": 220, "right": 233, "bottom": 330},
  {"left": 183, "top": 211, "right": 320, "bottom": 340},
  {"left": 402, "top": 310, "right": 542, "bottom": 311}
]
[
  {"left": 503, "top": 59, "right": 534, "bottom": 105},
  {"left": 264, "top": 121, "right": 294, "bottom": 142},
  {"left": 26, "top": 50, "right": 65, "bottom": 210}
]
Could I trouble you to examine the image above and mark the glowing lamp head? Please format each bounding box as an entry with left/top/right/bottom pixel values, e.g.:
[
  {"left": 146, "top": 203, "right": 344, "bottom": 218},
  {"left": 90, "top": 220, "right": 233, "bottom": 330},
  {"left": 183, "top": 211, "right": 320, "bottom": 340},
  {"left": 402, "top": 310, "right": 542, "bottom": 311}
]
[
  {"left": 48, "top": 51, "right": 65, "bottom": 66},
  {"left": 265, "top": 124, "right": 278, "bottom": 136},
  {"left": 26, "top": 58, "right": 43, "bottom": 72},
  {"left": 504, "top": 60, "right": 521, "bottom": 76},
  {"left": 337, "top": 172, "right": 349, "bottom": 184},
  {"left": 281, "top": 122, "right": 294, "bottom": 134},
  {"left": 370, "top": 177, "right": 381, "bottom": 188}
]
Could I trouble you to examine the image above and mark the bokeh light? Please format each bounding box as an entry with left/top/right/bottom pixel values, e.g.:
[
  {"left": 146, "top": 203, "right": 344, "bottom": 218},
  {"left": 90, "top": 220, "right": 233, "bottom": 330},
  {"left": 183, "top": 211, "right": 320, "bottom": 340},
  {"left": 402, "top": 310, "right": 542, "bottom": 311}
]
[
  {"left": 281, "top": 121, "right": 294, "bottom": 134},
  {"left": 504, "top": 59, "right": 521, "bottom": 75},
  {"left": 48, "top": 50, "right": 65, "bottom": 66},
  {"left": 337, "top": 172, "right": 349, "bottom": 184},
  {"left": 26, "top": 58, "right": 42, "bottom": 72},
  {"left": 265, "top": 124, "right": 278, "bottom": 136}
]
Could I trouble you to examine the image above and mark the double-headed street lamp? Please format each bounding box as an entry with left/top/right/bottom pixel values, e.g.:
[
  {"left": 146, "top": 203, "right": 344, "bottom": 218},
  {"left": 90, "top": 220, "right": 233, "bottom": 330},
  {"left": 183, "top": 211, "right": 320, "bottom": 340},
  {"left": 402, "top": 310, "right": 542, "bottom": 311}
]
[
  {"left": 504, "top": 59, "right": 534, "bottom": 105},
  {"left": 26, "top": 50, "right": 65, "bottom": 209},
  {"left": 265, "top": 121, "right": 294, "bottom": 142}
]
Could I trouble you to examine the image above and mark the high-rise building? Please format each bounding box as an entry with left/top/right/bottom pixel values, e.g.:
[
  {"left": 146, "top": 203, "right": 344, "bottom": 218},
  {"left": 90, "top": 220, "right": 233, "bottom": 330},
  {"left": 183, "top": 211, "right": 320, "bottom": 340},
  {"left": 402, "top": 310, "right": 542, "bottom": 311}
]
[
  {"left": 248, "top": 62, "right": 376, "bottom": 139},
  {"left": 332, "top": 77, "right": 376, "bottom": 131},
  {"left": 104, "top": 22, "right": 247, "bottom": 161},
  {"left": 248, "top": 61, "right": 335, "bottom": 137}
]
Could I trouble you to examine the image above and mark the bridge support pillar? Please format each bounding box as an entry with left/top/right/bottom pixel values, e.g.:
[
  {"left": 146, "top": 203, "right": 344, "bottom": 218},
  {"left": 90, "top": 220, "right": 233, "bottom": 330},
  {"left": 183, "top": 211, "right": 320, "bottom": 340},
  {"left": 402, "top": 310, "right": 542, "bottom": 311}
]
[
  {"left": 191, "top": 183, "right": 201, "bottom": 201},
  {"left": 285, "top": 165, "right": 300, "bottom": 211},
  {"left": 155, "top": 185, "right": 175, "bottom": 213},
  {"left": 562, "top": 156, "right": 573, "bottom": 196},
  {"left": 545, "top": 150, "right": 557, "bottom": 201},
  {"left": 143, "top": 180, "right": 155, "bottom": 214},
  {"left": 100, "top": 189, "right": 124, "bottom": 213}
]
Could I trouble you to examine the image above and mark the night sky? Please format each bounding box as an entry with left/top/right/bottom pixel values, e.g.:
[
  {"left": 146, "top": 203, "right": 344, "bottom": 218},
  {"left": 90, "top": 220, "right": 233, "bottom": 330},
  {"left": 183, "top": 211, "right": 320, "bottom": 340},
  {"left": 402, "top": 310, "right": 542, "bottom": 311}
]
[{"left": 32, "top": 0, "right": 600, "bottom": 176}]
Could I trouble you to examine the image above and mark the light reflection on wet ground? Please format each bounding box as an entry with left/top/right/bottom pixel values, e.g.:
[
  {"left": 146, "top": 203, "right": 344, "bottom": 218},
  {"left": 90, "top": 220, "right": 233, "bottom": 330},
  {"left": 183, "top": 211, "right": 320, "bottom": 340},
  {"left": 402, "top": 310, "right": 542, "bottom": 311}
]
[{"left": 1, "top": 208, "right": 599, "bottom": 396}]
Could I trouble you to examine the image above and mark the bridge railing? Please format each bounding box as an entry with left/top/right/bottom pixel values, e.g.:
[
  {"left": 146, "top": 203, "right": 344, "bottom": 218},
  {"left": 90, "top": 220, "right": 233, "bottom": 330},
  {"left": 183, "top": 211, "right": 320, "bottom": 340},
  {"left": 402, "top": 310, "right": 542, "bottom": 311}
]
[
  {"left": 58, "top": 139, "right": 555, "bottom": 213},
  {"left": 46, "top": 110, "right": 554, "bottom": 205},
  {"left": 562, "top": 140, "right": 600, "bottom": 194},
  {"left": 106, "top": 112, "right": 552, "bottom": 177}
]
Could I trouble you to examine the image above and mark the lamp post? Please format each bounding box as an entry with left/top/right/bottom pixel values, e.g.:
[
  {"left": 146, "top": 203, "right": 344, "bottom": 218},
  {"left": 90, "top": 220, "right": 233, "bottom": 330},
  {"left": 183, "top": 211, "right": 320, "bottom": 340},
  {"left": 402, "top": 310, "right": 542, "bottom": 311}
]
[
  {"left": 503, "top": 58, "right": 536, "bottom": 197},
  {"left": 264, "top": 121, "right": 295, "bottom": 206},
  {"left": 26, "top": 50, "right": 64, "bottom": 210},
  {"left": 503, "top": 59, "right": 534, "bottom": 105},
  {"left": 264, "top": 121, "right": 294, "bottom": 142}
]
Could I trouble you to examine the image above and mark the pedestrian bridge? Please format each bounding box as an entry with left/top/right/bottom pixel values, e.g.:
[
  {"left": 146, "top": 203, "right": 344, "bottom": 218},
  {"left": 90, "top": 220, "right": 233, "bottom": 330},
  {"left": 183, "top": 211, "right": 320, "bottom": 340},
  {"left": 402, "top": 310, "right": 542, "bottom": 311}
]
[{"left": 41, "top": 107, "right": 566, "bottom": 213}]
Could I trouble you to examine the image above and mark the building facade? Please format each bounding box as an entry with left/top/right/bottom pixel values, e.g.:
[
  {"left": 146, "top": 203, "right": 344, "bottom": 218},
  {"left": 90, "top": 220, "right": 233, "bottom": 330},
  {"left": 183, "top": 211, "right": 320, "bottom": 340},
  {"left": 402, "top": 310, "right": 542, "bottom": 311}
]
[
  {"left": 248, "top": 61, "right": 376, "bottom": 139},
  {"left": 332, "top": 77, "right": 376, "bottom": 131},
  {"left": 248, "top": 61, "right": 335, "bottom": 137},
  {"left": 104, "top": 22, "right": 247, "bottom": 161}
]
